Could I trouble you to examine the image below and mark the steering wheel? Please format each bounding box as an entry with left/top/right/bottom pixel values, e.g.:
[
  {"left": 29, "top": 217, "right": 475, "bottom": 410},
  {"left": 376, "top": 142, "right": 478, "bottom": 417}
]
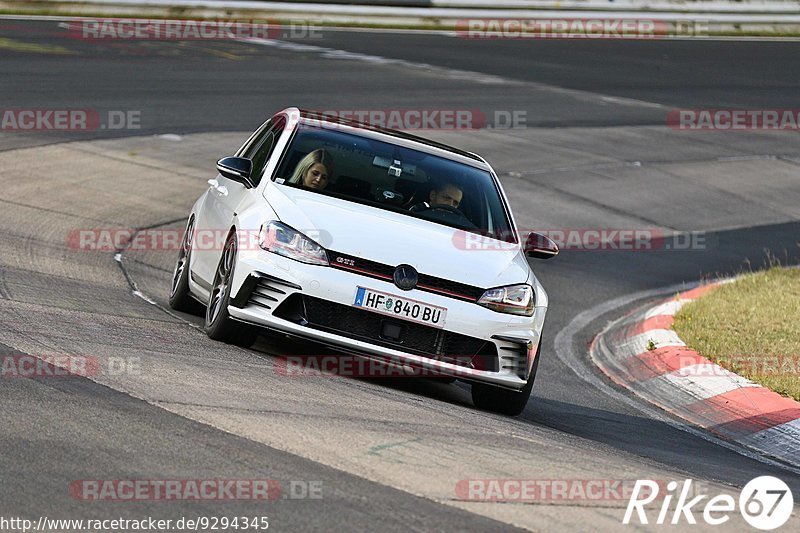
[
  {"left": 410, "top": 202, "right": 477, "bottom": 230},
  {"left": 428, "top": 204, "right": 462, "bottom": 215}
]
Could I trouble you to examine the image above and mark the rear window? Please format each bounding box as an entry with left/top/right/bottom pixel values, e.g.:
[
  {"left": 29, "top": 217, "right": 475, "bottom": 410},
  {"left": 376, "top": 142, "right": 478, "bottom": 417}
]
[{"left": 273, "top": 123, "right": 515, "bottom": 242}]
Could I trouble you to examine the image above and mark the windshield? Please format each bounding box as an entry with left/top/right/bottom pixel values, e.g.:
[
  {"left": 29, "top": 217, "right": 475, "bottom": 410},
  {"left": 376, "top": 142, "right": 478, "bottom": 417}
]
[{"left": 273, "top": 123, "right": 515, "bottom": 242}]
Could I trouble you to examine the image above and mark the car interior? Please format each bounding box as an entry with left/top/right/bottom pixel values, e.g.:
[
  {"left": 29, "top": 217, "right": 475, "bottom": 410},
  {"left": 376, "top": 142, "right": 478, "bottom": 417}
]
[{"left": 273, "top": 125, "right": 514, "bottom": 240}]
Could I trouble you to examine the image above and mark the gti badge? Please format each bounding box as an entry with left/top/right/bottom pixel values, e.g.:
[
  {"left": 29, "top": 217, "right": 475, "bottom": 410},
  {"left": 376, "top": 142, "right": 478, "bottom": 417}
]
[{"left": 393, "top": 264, "right": 418, "bottom": 291}]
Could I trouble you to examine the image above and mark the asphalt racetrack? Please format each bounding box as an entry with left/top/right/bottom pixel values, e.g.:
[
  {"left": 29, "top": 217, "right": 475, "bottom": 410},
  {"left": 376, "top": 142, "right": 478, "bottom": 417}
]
[{"left": 1, "top": 19, "right": 799, "bottom": 531}]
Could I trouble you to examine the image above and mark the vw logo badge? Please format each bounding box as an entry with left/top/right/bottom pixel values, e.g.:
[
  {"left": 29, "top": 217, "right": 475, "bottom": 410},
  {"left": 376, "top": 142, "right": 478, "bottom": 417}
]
[{"left": 393, "top": 264, "right": 418, "bottom": 291}]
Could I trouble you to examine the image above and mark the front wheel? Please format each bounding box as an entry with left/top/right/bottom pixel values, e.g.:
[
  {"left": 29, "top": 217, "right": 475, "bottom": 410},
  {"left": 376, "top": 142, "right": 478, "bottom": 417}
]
[
  {"left": 205, "top": 232, "right": 259, "bottom": 348},
  {"left": 471, "top": 341, "right": 541, "bottom": 416},
  {"left": 169, "top": 216, "right": 203, "bottom": 314}
]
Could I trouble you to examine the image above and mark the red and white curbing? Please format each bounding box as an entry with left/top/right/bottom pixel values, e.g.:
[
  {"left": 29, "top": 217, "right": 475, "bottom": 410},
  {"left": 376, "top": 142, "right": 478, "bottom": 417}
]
[{"left": 591, "top": 282, "right": 800, "bottom": 468}]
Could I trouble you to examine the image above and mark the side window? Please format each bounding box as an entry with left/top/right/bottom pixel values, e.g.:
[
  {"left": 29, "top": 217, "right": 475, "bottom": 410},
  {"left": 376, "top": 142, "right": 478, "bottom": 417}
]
[{"left": 244, "top": 118, "right": 285, "bottom": 185}]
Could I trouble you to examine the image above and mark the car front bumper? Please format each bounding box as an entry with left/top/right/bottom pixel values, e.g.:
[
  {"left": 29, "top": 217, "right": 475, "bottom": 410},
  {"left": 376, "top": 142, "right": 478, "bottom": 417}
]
[{"left": 227, "top": 252, "right": 547, "bottom": 390}]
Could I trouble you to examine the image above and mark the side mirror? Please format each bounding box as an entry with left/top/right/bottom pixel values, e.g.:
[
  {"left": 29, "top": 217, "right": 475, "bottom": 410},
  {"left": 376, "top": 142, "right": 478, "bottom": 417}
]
[
  {"left": 525, "top": 232, "right": 559, "bottom": 260},
  {"left": 216, "top": 157, "right": 254, "bottom": 188}
]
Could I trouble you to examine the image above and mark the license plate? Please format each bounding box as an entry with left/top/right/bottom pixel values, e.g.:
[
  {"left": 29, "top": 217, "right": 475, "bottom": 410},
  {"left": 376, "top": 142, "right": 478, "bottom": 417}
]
[{"left": 353, "top": 287, "right": 447, "bottom": 328}]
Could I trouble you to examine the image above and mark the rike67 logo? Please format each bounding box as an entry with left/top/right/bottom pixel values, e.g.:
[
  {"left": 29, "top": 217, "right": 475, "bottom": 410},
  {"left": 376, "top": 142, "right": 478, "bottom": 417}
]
[{"left": 624, "top": 477, "right": 794, "bottom": 530}]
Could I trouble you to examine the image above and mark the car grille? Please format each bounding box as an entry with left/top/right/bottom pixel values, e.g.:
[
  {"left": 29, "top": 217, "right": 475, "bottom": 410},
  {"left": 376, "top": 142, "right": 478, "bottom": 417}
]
[
  {"left": 327, "top": 250, "right": 485, "bottom": 302},
  {"left": 274, "top": 294, "right": 498, "bottom": 371}
]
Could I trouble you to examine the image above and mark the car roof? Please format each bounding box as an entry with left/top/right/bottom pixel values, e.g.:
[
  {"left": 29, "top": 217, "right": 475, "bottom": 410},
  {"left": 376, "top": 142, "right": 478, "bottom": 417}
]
[{"left": 285, "top": 108, "right": 491, "bottom": 171}]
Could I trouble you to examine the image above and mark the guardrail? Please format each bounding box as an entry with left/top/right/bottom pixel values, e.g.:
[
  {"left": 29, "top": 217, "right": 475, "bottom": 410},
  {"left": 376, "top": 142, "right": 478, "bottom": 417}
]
[
  {"left": 433, "top": 0, "right": 800, "bottom": 11},
  {"left": 22, "top": 0, "right": 800, "bottom": 13},
  {"left": 8, "top": 0, "right": 800, "bottom": 35}
]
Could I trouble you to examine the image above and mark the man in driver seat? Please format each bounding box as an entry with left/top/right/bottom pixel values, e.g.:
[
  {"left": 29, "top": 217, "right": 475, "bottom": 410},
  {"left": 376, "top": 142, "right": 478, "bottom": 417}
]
[{"left": 411, "top": 181, "right": 463, "bottom": 211}]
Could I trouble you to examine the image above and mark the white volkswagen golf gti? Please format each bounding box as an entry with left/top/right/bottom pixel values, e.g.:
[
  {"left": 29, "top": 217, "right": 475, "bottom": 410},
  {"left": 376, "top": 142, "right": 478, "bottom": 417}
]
[{"left": 169, "top": 107, "right": 558, "bottom": 415}]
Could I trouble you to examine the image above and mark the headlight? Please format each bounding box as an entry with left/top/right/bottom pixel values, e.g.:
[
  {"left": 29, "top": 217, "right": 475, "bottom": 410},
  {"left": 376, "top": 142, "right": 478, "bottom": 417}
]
[
  {"left": 477, "top": 284, "right": 534, "bottom": 316},
  {"left": 258, "top": 221, "right": 328, "bottom": 266}
]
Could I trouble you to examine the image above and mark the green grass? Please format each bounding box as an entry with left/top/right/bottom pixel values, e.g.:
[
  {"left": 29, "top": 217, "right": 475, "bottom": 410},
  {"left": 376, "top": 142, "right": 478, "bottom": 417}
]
[{"left": 673, "top": 267, "right": 800, "bottom": 401}]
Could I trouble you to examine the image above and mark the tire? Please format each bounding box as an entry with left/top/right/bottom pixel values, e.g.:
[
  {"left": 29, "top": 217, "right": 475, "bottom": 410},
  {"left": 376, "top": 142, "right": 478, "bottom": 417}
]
[
  {"left": 471, "top": 341, "right": 541, "bottom": 416},
  {"left": 168, "top": 216, "right": 204, "bottom": 315},
  {"left": 204, "top": 231, "right": 259, "bottom": 348}
]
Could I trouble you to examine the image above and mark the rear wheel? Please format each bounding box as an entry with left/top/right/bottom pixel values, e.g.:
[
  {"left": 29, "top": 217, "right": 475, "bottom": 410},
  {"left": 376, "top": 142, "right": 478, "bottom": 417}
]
[
  {"left": 204, "top": 232, "right": 259, "bottom": 348},
  {"left": 471, "top": 341, "right": 541, "bottom": 416},
  {"left": 168, "top": 216, "right": 203, "bottom": 314}
]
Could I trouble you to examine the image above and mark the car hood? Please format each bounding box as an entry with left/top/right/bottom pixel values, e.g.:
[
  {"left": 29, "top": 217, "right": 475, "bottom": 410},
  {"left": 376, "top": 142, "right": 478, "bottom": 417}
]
[{"left": 265, "top": 185, "right": 531, "bottom": 289}]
